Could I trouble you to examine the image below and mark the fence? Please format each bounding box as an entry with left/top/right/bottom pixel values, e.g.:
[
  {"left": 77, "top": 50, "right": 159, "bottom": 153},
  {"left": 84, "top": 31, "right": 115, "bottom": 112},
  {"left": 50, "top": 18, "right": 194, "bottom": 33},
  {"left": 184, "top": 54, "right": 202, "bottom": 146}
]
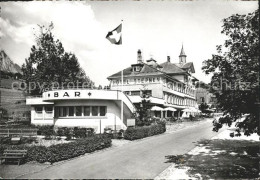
[{"left": 0, "top": 128, "right": 38, "bottom": 137}]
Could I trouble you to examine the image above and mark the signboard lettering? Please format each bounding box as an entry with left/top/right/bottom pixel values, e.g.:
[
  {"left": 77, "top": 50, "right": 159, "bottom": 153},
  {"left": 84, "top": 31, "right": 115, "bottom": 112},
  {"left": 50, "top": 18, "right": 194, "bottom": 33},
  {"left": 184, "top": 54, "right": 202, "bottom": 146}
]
[{"left": 52, "top": 91, "right": 81, "bottom": 98}]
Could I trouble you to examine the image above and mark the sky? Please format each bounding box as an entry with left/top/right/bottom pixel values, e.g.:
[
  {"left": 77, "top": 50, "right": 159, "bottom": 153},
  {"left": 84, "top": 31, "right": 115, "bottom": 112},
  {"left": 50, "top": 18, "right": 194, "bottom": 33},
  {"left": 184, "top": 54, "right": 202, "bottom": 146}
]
[{"left": 0, "top": 1, "right": 258, "bottom": 86}]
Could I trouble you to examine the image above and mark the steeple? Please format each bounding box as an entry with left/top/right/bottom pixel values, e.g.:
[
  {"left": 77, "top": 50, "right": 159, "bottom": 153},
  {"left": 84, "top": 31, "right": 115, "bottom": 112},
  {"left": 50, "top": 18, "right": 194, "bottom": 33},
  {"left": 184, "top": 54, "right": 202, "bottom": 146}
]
[{"left": 179, "top": 44, "right": 187, "bottom": 64}]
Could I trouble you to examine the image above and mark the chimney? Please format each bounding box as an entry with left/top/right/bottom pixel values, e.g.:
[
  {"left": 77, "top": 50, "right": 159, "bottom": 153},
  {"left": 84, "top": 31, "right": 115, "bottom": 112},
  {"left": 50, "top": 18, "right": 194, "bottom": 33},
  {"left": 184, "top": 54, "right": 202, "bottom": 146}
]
[
  {"left": 167, "top": 56, "right": 170, "bottom": 62},
  {"left": 137, "top": 49, "right": 142, "bottom": 64}
]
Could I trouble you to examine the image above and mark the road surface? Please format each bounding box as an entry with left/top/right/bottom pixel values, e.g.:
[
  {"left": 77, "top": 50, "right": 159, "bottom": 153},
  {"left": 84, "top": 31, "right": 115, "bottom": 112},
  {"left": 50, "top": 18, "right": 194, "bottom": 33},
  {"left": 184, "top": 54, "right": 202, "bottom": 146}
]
[{"left": 19, "top": 120, "right": 220, "bottom": 179}]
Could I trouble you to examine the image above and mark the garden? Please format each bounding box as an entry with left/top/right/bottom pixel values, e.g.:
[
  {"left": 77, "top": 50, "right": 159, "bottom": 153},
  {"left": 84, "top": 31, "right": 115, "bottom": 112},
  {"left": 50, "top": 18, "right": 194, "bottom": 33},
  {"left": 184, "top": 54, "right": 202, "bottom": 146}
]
[{"left": 0, "top": 126, "right": 112, "bottom": 164}]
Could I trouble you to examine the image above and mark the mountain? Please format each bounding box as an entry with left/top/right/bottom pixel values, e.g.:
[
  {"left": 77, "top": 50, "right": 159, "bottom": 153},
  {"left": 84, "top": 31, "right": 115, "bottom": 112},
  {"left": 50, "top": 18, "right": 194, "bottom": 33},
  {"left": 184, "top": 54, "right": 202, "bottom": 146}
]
[{"left": 0, "top": 50, "right": 22, "bottom": 74}]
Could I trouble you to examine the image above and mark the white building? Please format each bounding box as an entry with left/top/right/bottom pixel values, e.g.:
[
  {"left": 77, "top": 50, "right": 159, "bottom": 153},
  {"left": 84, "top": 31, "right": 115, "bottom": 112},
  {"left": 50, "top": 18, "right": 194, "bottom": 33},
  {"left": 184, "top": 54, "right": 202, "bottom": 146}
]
[
  {"left": 26, "top": 46, "right": 199, "bottom": 131},
  {"left": 107, "top": 46, "right": 198, "bottom": 118},
  {"left": 26, "top": 89, "right": 135, "bottom": 133}
]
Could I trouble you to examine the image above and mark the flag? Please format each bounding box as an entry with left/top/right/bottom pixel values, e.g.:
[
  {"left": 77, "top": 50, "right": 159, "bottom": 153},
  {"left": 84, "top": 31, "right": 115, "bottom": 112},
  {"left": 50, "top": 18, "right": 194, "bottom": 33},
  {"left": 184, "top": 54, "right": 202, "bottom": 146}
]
[{"left": 106, "top": 23, "right": 122, "bottom": 45}]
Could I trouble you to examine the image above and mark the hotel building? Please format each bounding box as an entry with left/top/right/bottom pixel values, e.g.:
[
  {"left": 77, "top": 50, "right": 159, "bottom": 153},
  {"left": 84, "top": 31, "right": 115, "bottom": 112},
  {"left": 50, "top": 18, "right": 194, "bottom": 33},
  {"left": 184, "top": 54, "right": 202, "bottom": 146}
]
[
  {"left": 26, "top": 46, "right": 198, "bottom": 132},
  {"left": 107, "top": 46, "right": 198, "bottom": 118}
]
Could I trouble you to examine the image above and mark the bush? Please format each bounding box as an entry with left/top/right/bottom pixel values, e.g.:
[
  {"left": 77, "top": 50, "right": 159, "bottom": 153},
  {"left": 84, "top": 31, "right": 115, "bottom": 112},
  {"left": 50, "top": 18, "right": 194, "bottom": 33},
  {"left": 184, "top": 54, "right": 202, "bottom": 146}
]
[
  {"left": 56, "top": 127, "right": 95, "bottom": 139},
  {"left": 20, "top": 136, "right": 37, "bottom": 144},
  {"left": 37, "top": 125, "right": 54, "bottom": 139},
  {"left": 0, "top": 134, "right": 111, "bottom": 164},
  {"left": 124, "top": 122, "right": 166, "bottom": 140},
  {"left": 0, "top": 137, "right": 11, "bottom": 145},
  {"left": 166, "top": 117, "right": 178, "bottom": 123}
]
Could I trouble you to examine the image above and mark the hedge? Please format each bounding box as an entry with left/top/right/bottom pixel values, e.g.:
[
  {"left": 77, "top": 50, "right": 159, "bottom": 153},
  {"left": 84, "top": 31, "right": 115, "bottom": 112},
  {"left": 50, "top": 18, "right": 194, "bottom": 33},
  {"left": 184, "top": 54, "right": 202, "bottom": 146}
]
[
  {"left": 0, "top": 135, "right": 111, "bottom": 164},
  {"left": 124, "top": 122, "right": 166, "bottom": 140},
  {"left": 36, "top": 126, "right": 95, "bottom": 140}
]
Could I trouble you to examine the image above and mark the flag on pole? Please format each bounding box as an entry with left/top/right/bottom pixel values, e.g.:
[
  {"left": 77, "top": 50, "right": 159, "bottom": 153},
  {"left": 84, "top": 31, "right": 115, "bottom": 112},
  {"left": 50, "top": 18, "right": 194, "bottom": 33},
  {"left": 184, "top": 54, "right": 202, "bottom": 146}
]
[{"left": 106, "top": 23, "right": 122, "bottom": 45}]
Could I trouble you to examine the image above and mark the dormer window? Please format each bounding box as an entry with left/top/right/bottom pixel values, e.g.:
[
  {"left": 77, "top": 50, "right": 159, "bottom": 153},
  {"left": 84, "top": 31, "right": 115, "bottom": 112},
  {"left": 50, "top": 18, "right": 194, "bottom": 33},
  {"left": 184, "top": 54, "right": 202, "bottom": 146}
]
[{"left": 131, "top": 64, "right": 143, "bottom": 72}]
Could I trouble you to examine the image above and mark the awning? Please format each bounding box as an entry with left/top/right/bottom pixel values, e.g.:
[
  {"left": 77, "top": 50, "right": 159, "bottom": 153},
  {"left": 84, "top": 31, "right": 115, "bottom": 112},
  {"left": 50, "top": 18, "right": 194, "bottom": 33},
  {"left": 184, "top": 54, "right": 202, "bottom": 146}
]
[
  {"left": 205, "top": 109, "right": 215, "bottom": 112},
  {"left": 164, "top": 107, "right": 177, "bottom": 111},
  {"left": 128, "top": 96, "right": 164, "bottom": 105},
  {"left": 189, "top": 107, "right": 201, "bottom": 113},
  {"left": 182, "top": 108, "right": 194, "bottom": 112},
  {"left": 151, "top": 106, "right": 164, "bottom": 111}
]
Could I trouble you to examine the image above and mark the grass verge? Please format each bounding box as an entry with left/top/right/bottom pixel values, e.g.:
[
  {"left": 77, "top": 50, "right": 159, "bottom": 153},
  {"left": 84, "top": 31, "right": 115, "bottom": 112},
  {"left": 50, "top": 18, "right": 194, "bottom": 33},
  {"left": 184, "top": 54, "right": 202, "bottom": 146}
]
[{"left": 165, "top": 139, "right": 260, "bottom": 179}]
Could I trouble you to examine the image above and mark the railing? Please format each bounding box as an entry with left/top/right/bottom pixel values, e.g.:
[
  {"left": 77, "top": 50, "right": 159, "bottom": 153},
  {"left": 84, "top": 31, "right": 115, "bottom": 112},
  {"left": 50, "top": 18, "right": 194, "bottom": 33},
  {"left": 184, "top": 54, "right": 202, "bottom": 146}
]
[
  {"left": 26, "top": 87, "right": 114, "bottom": 98},
  {"left": 0, "top": 128, "right": 38, "bottom": 137},
  {"left": 26, "top": 95, "right": 43, "bottom": 98}
]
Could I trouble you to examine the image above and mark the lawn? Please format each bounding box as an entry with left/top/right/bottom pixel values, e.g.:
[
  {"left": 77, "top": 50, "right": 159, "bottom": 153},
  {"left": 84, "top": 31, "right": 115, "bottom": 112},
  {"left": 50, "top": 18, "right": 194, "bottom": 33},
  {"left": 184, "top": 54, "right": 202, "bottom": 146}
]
[{"left": 165, "top": 139, "right": 260, "bottom": 179}]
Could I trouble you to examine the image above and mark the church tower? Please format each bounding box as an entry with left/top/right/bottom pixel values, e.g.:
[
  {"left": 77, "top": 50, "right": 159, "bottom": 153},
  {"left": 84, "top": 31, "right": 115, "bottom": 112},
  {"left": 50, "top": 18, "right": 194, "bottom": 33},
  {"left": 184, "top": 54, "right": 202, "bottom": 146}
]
[{"left": 179, "top": 44, "right": 187, "bottom": 64}]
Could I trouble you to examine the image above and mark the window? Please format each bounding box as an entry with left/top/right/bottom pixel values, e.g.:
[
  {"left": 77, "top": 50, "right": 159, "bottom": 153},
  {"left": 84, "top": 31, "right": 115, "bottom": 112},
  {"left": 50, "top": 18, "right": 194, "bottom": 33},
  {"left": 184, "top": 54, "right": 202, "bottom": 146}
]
[
  {"left": 62, "top": 107, "right": 67, "bottom": 117},
  {"left": 143, "top": 90, "right": 152, "bottom": 96},
  {"left": 138, "top": 79, "right": 141, "bottom": 83},
  {"left": 92, "top": 106, "right": 98, "bottom": 116},
  {"left": 69, "top": 106, "right": 74, "bottom": 116},
  {"left": 55, "top": 106, "right": 107, "bottom": 117},
  {"left": 100, "top": 106, "right": 106, "bottom": 116},
  {"left": 35, "top": 106, "right": 43, "bottom": 113},
  {"left": 200, "top": 97, "right": 205, "bottom": 103},
  {"left": 84, "top": 106, "right": 91, "bottom": 116},
  {"left": 131, "top": 91, "right": 140, "bottom": 96},
  {"left": 59, "top": 107, "right": 63, "bottom": 117},
  {"left": 45, "top": 106, "right": 52, "bottom": 114},
  {"left": 76, "top": 106, "right": 82, "bottom": 116},
  {"left": 54, "top": 107, "right": 59, "bottom": 117}
]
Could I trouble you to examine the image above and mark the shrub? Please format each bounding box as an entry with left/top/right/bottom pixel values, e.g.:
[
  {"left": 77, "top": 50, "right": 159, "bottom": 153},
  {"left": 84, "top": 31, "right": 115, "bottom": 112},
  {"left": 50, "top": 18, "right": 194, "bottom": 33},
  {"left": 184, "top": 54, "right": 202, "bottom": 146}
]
[
  {"left": 86, "top": 128, "right": 95, "bottom": 137},
  {"left": 56, "top": 127, "right": 94, "bottom": 139},
  {"left": 0, "top": 137, "right": 11, "bottom": 145},
  {"left": 63, "top": 127, "right": 73, "bottom": 140},
  {"left": 0, "top": 134, "right": 111, "bottom": 164},
  {"left": 20, "top": 136, "right": 37, "bottom": 144},
  {"left": 166, "top": 117, "right": 178, "bottom": 123},
  {"left": 37, "top": 125, "right": 54, "bottom": 139},
  {"left": 124, "top": 122, "right": 166, "bottom": 140}
]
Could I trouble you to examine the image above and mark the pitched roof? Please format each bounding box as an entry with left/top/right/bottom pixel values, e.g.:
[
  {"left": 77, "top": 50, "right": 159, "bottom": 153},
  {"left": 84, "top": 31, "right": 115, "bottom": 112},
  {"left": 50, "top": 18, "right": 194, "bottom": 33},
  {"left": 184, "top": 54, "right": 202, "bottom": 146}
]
[
  {"left": 175, "top": 62, "right": 195, "bottom": 73},
  {"left": 107, "top": 64, "right": 164, "bottom": 79},
  {"left": 160, "top": 61, "right": 186, "bottom": 74},
  {"left": 176, "top": 62, "right": 193, "bottom": 69},
  {"left": 107, "top": 61, "right": 189, "bottom": 79}
]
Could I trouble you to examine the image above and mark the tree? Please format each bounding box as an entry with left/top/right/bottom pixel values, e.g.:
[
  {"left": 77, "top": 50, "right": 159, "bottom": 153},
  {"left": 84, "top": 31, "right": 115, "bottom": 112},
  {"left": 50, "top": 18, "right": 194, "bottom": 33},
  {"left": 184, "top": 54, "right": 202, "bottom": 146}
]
[
  {"left": 202, "top": 10, "right": 259, "bottom": 136},
  {"left": 22, "top": 22, "right": 94, "bottom": 95},
  {"left": 199, "top": 102, "right": 209, "bottom": 114},
  {"left": 135, "top": 87, "right": 152, "bottom": 126}
]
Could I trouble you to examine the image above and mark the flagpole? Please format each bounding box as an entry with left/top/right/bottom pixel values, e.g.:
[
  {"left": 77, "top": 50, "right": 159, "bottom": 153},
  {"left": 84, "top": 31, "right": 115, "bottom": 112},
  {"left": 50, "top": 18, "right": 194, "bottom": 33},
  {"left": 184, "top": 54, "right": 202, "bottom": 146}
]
[{"left": 120, "top": 20, "right": 124, "bottom": 130}]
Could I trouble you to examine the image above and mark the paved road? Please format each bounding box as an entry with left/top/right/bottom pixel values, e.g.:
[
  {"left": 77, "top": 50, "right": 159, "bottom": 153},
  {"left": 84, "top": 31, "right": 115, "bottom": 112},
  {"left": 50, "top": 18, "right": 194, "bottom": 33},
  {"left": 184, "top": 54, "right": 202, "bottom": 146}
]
[{"left": 19, "top": 120, "right": 221, "bottom": 179}]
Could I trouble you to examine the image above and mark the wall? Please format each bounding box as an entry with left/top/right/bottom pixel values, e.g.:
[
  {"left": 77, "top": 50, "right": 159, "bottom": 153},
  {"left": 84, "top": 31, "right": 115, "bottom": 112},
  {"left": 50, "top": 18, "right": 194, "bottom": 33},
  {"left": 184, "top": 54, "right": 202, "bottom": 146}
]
[
  {"left": 31, "top": 99, "right": 129, "bottom": 133},
  {"left": 111, "top": 83, "right": 164, "bottom": 99},
  {"left": 172, "top": 75, "right": 185, "bottom": 82}
]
